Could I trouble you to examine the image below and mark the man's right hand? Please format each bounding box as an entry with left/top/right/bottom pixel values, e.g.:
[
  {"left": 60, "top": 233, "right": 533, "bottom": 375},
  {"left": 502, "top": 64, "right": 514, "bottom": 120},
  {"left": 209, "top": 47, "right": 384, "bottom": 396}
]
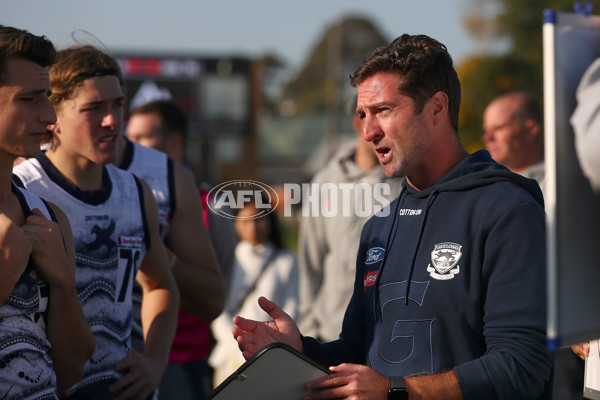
[
  {"left": 23, "top": 208, "right": 73, "bottom": 287},
  {"left": 0, "top": 213, "right": 32, "bottom": 299},
  {"left": 232, "top": 296, "right": 303, "bottom": 360}
]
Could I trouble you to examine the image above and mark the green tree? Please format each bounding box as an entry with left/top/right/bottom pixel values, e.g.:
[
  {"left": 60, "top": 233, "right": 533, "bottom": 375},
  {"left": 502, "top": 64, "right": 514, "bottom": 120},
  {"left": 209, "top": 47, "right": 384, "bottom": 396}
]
[{"left": 458, "top": 0, "right": 591, "bottom": 149}]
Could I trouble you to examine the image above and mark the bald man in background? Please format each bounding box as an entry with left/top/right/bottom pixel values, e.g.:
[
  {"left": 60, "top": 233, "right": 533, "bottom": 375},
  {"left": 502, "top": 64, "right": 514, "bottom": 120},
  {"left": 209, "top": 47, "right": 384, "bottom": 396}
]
[{"left": 482, "top": 91, "right": 546, "bottom": 198}]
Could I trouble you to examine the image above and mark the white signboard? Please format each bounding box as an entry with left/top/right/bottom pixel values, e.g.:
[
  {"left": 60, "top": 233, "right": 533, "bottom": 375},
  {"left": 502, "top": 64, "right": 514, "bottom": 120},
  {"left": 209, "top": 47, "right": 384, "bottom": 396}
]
[{"left": 543, "top": 9, "right": 600, "bottom": 350}]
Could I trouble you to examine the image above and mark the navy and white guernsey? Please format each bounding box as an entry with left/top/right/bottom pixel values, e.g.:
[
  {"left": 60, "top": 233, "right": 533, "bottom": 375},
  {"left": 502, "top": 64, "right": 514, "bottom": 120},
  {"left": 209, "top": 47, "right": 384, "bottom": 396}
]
[
  {"left": 118, "top": 137, "right": 175, "bottom": 241},
  {"left": 117, "top": 137, "right": 175, "bottom": 354},
  {"left": 13, "top": 153, "right": 150, "bottom": 399},
  {"left": 0, "top": 185, "right": 58, "bottom": 400}
]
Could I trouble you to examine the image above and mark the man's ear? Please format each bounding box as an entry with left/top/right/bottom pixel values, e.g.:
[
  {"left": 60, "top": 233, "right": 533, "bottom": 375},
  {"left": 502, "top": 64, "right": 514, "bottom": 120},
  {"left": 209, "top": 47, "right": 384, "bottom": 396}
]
[
  {"left": 427, "top": 91, "right": 449, "bottom": 123},
  {"left": 523, "top": 119, "right": 543, "bottom": 147},
  {"left": 524, "top": 119, "right": 541, "bottom": 136}
]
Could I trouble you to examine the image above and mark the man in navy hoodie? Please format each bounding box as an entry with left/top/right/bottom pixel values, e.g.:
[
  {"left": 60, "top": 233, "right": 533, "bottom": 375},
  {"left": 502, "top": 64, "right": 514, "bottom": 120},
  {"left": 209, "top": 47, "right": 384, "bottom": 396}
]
[{"left": 232, "top": 34, "right": 553, "bottom": 400}]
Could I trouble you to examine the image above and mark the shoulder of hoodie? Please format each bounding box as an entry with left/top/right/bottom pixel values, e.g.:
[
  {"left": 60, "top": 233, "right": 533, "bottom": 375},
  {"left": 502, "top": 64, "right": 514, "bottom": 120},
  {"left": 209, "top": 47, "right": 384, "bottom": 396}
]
[
  {"left": 479, "top": 176, "right": 545, "bottom": 215},
  {"left": 357, "top": 177, "right": 543, "bottom": 251},
  {"left": 434, "top": 150, "right": 544, "bottom": 205},
  {"left": 360, "top": 152, "right": 544, "bottom": 233},
  {"left": 432, "top": 176, "right": 546, "bottom": 227}
]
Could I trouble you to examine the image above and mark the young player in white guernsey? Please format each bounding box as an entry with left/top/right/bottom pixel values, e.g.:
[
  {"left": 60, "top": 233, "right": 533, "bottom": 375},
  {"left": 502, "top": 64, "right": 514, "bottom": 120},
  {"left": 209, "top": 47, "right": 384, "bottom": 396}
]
[
  {"left": 120, "top": 103, "right": 225, "bottom": 322},
  {"left": 118, "top": 137, "right": 174, "bottom": 241},
  {"left": 0, "top": 25, "right": 94, "bottom": 399},
  {"left": 13, "top": 44, "right": 179, "bottom": 400},
  {"left": 14, "top": 156, "right": 152, "bottom": 396},
  {"left": 0, "top": 187, "right": 58, "bottom": 399},
  {"left": 117, "top": 134, "right": 225, "bottom": 349},
  {"left": 119, "top": 101, "right": 227, "bottom": 400},
  {"left": 116, "top": 137, "right": 174, "bottom": 355}
]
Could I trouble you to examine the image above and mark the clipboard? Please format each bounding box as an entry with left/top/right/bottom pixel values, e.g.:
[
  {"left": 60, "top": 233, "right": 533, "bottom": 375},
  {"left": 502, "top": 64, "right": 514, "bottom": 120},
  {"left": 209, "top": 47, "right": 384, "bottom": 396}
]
[
  {"left": 207, "top": 342, "right": 331, "bottom": 400},
  {"left": 584, "top": 339, "right": 600, "bottom": 399}
]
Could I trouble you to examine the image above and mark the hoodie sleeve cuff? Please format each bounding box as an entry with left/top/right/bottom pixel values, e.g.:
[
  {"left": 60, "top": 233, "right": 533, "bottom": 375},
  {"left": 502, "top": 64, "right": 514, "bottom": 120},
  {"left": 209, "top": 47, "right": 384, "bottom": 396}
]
[
  {"left": 454, "top": 359, "right": 498, "bottom": 400},
  {"left": 301, "top": 335, "right": 322, "bottom": 362}
]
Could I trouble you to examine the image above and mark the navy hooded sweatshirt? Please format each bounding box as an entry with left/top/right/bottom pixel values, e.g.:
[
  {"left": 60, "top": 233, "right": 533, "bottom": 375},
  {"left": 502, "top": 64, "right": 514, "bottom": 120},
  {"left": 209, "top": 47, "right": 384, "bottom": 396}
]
[{"left": 302, "top": 150, "right": 553, "bottom": 400}]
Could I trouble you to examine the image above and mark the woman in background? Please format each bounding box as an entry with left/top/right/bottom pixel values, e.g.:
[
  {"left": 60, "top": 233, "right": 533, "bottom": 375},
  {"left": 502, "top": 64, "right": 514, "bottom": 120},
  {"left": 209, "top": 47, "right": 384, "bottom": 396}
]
[{"left": 209, "top": 198, "right": 298, "bottom": 387}]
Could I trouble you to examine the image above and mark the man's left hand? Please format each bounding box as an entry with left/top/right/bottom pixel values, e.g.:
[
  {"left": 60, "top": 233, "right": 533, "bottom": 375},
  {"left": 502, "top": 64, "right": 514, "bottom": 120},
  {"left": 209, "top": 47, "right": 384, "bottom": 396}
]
[{"left": 303, "top": 363, "right": 390, "bottom": 399}]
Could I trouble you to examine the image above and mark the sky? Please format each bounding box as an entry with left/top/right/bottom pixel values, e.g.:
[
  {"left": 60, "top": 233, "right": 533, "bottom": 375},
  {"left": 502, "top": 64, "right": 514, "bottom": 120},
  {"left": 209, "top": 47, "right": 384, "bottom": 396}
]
[{"left": 2, "top": 0, "right": 489, "bottom": 73}]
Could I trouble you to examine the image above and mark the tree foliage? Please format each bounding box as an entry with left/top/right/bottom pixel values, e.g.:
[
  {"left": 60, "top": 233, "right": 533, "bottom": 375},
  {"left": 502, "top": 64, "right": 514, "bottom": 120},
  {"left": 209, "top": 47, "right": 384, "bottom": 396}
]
[
  {"left": 458, "top": 0, "right": 593, "bottom": 149},
  {"left": 278, "top": 16, "right": 389, "bottom": 114}
]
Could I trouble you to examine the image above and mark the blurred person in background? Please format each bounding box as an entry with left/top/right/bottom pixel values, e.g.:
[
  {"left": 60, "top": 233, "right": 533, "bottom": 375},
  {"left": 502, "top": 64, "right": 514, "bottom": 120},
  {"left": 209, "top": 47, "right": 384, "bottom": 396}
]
[
  {"left": 297, "top": 95, "right": 402, "bottom": 342},
  {"left": 209, "top": 197, "right": 299, "bottom": 387},
  {"left": 123, "top": 99, "right": 230, "bottom": 399},
  {"left": 482, "top": 91, "right": 546, "bottom": 198},
  {"left": 125, "top": 100, "right": 237, "bottom": 288}
]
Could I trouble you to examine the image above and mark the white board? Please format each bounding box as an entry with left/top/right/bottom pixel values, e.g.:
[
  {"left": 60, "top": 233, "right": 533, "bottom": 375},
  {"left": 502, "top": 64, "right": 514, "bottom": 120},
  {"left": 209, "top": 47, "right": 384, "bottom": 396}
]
[{"left": 543, "top": 9, "right": 600, "bottom": 349}]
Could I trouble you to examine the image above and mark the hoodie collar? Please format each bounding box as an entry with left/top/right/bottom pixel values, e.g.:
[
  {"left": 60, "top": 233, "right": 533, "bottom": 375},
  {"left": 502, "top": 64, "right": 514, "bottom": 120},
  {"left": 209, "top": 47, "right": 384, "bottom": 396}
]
[{"left": 402, "top": 150, "right": 544, "bottom": 208}]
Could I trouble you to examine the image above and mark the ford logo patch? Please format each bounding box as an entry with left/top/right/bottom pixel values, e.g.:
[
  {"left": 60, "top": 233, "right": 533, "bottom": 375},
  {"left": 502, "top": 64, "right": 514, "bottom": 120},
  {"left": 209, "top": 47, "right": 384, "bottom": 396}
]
[{"left": 365, "top": 247, "right": 385, "bottom": 265}]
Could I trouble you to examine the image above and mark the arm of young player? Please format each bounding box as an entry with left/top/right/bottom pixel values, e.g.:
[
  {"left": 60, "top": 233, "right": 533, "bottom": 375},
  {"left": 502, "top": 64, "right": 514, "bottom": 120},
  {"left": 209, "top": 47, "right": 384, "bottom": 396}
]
[
  {"left": 0, "top": 213, "right": 32, "bottom": 304},
  {"left": 110, "top": 180, "right": 179, "bottom": 400},
  {"left": 167, "top": 164, "right": 225, "bottom": 321},
  {"left": 23, "top": 206, "right": 95, "bottom": 395}
]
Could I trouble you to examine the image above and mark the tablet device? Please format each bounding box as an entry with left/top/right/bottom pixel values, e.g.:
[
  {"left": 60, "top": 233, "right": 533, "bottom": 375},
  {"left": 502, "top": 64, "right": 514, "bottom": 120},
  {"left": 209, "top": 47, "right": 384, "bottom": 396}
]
[{"left": 207, "top": 342, "right": 331, "bottom": 399}]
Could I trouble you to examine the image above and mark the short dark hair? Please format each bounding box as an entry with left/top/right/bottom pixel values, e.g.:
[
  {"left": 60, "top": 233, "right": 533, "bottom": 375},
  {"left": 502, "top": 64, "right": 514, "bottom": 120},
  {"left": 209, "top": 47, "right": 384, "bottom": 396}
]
[
  {"left": 350, "top": 34, "right": 461, "bottom": 131},
  {"left": 0, "top": 25, "right": 56, "bottom": 84},
  {"left": 129, "top": 100, "right": 188, "bottom": 140}
]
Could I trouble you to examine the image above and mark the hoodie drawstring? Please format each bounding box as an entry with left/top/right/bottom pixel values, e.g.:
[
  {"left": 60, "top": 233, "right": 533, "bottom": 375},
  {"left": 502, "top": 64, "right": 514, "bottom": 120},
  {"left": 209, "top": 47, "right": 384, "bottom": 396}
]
[
  {"left": 375, "top": 186, "right": 440, "bottom": 316},
  {"left": 404, "top": 188, "right": 438, "bottom": 304},
  {"left": 373, "top": 190, "right": 405, "bottom": 317}
]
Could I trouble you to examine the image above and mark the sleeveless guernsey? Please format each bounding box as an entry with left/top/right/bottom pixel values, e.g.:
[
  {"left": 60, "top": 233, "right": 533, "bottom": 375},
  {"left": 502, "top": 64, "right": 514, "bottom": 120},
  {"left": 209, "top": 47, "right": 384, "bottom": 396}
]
[
  {"left": 0, "top": 185, "right": 58, "bottom": 400},
  {"left": 118, "top": 138, "right": 175, "bottom": 355},
  {"left": 14, "top": 155, "right": 149, "bottom": 399},
  {"left": 119, "top": 137, "right": 175, "bottom": 241}
]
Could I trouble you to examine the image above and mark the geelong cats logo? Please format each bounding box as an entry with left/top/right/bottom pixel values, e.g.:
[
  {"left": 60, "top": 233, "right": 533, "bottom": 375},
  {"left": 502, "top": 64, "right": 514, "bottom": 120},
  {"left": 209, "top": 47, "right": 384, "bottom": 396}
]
[{"left": 427, "top": 242, "right": 462, "bottom": 280}]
